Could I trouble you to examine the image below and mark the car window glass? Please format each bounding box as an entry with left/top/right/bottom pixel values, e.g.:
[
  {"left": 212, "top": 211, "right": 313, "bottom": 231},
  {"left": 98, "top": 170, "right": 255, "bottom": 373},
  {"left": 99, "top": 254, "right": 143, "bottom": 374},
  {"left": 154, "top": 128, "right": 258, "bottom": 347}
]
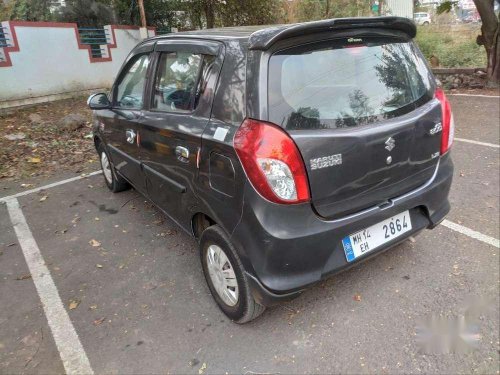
[
  {"left": 152, "top": 51, "right": 206, "bottom": 113},
  {"left": 115, "top": 54, "right": 149, "bottom": 109},
  {"left": 194, "top": 55, "right": 216, "bottom": 108},
  {"left": 268, "top": 38, "right": 434, "bottom": 130}
]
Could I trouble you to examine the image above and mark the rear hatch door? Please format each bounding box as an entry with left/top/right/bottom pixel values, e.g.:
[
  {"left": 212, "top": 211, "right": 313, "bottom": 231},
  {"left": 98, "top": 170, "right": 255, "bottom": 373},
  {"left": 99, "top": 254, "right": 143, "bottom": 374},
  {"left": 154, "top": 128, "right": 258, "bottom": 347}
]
[{"left": 267, "top": 36, "right": 442, "bottom": 218}]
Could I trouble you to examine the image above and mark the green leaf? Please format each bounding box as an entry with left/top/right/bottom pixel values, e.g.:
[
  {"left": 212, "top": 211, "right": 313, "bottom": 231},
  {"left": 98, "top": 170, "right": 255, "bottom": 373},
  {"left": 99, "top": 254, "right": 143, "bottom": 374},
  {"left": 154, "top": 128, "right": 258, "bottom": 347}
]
[{"left": 437, "top": 1, "right": 459, "bottom": 15}]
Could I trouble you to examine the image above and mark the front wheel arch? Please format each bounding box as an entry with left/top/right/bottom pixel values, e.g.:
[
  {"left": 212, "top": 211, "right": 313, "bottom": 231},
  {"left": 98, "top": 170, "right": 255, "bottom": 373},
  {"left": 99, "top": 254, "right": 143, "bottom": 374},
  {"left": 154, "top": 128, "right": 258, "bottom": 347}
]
[
  {"left": 96, "top": 142, "right": 129, "bottom": 193},
  {"left": 94, "top": 135, "right": 103, "bottom": 151},
  {"left": 192, "top": 212, "right": 216, "bottom": 240}
]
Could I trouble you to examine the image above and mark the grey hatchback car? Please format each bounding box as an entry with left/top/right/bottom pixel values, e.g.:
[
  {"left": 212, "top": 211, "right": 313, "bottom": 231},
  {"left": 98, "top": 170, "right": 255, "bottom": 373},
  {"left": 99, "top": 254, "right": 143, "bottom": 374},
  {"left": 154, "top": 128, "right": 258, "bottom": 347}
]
[{"left": 88, "top": 17, "right": 454, "bottom": 323}]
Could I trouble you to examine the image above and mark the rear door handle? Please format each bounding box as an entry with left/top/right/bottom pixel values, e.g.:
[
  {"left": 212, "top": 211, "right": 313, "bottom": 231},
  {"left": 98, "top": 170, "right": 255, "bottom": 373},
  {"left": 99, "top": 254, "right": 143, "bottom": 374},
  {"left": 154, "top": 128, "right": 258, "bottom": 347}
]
[
  {"left": 126, "top": 129, "right": 136, "bottom": 144},
  {"left": 175, "top": 146, "right": 190, "bottom": 161}
]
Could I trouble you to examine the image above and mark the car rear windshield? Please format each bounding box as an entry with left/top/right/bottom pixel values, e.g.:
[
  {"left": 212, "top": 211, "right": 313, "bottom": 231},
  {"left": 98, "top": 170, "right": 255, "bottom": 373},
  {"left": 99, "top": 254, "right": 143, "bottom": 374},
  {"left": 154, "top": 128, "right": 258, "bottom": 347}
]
[{"left": 268, "top": 37, "right": 434, "bottom": 130}]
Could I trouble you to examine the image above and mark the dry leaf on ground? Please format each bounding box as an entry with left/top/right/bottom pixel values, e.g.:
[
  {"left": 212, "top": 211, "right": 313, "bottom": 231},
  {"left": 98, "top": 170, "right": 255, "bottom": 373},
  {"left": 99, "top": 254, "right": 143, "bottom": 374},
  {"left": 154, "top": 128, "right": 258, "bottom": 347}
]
[
  {"left": 89, "top": 239, "right": 101, "bottom": 247},
  {"left": 16, "top": 274, "right": 32, "bottom": 281},
  {"left": 0, "top": 97, "right": 95, "bottom": 181}
]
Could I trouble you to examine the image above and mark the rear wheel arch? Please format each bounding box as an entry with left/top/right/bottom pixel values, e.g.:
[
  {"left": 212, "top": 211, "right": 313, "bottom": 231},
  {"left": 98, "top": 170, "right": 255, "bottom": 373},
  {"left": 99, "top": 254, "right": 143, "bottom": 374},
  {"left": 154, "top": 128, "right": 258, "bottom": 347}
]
[
  {"left": 191, "top": 211, "right": 256, "bottom": 276},
  {"left": 192, "top": 212, "right": 216, "bottom": 239},
  {"left": 199, "top": 224, "right": 265, "bottom": 323}
]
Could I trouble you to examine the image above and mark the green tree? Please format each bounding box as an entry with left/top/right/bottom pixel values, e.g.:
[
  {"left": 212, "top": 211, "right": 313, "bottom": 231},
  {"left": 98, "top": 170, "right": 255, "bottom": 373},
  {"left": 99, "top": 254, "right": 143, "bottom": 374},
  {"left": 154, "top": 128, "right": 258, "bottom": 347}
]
[
  {"left": 219, "top": 0, "right": 283, "bottom": 26},
  {"left": 0, "top": 1, "right": 15, "bottom": 21},
  {"left": 295, "top": 0, "right": 324, "bottom": 22},
  {"left": 294, "top": 0, "right": 373, "bottom": 22},
  {"left": 111, "top": 0, "right": 182, "bottom": 28},
  {"left": 8, "top": 0, "right": 54, "bottom": 21},
  {"left": 180, "top": 0, "right": 282, "bottom": 29},
  {"left": 438, "top": 0, "right": 499, "bottom": 86},
  {"left": 57, "top": 0, "right": 116, "bottom": 26}
]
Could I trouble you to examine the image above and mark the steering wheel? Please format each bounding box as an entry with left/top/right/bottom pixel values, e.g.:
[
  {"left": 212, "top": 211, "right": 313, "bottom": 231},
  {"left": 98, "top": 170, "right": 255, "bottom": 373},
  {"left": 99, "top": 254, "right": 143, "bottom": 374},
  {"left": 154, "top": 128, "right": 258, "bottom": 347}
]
[
  {"left": 120, "top": 95, "right": 142, "bottom": 108},
  {"left": 165, "top": 89, "right": 190, "bottom": 110}
]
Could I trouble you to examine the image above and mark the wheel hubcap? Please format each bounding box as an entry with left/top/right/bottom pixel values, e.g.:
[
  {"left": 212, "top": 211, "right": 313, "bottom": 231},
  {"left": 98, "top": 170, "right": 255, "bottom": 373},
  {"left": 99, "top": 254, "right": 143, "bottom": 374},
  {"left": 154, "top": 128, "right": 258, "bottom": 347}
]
[
  {"left": 101, "top": 152, "right": 112, "bottom": 184},
  {"left": 206, "top": 244, "right": 239, "bottom": 306}
]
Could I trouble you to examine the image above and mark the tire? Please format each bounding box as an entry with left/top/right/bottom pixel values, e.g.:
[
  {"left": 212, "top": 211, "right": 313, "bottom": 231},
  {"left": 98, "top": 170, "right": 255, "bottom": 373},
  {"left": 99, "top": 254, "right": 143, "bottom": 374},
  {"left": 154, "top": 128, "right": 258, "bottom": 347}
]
[
  {"left": 423, "top": 21, "right": 430, "bottom": 26},
  {"left": 199, "top": 225, "right": 265, "bottom": 323},
  {"left": 97, "top": 143, "right": 129, "bottom": 193}
]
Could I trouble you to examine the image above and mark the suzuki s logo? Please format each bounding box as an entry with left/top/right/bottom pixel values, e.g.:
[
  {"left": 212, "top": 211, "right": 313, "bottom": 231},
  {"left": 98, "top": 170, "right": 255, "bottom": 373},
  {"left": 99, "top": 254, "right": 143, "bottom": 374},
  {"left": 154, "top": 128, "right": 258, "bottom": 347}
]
[{"left": 385, "top": 137, "right": 396, "bottom": 152}]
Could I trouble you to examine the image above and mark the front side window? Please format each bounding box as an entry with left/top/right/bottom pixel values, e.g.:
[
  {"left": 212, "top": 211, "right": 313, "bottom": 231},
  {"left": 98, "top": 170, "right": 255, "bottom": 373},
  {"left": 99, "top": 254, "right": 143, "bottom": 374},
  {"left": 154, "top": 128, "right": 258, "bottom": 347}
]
[
  {"left": 268, "top": 38, "right": 434, "bottom": 130},
  {"left": 153, "top": 51, "right": 213, "bottom": 113},
  {"left": 115, "top": 54, "right": 150, "bottom": 109}
]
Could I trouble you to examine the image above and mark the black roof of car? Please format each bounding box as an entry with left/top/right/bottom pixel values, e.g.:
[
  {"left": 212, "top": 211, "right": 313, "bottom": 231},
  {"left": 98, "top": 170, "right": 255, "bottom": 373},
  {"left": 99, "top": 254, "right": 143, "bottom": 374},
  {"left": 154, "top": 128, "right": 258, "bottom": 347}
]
[{"left": 148, "top": 16, "right": 416, "bottom": 50}]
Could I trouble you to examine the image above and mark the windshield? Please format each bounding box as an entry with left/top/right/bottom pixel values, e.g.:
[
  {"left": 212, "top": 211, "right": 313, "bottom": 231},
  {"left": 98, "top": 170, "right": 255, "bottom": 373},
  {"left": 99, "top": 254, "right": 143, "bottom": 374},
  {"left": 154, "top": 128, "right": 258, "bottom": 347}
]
[{"left": 268, "top": 37, "right": 434, "bottom": 130}]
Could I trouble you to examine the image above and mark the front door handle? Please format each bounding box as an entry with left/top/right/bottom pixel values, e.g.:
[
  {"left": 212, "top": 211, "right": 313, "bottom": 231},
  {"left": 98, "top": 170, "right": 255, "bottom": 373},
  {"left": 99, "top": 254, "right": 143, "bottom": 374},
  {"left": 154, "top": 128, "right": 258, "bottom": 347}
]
[
  {"left": 175, "top": 146, "right": 190, "bottom": 161},
  {"left": 126, "top": 129, "right": 136, "bottom": 144}
]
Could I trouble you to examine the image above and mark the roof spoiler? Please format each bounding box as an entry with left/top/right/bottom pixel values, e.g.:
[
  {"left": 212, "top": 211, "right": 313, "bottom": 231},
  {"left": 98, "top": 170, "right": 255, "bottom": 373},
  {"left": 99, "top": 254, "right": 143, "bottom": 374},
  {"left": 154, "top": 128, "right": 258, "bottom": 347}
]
[{"left": 248, "top": 16, "right": 416, "bottom": 50}]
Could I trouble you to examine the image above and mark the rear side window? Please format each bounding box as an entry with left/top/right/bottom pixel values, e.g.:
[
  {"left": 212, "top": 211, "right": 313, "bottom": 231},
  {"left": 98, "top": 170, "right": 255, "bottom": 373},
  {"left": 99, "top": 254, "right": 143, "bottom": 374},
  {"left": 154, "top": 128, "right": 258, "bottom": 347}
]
[
  {"left": 152, "top": 52, "right": 215, "bottom": 113},
  {"left": 268, "top": 38, "right": 434, "bottom": 130}
]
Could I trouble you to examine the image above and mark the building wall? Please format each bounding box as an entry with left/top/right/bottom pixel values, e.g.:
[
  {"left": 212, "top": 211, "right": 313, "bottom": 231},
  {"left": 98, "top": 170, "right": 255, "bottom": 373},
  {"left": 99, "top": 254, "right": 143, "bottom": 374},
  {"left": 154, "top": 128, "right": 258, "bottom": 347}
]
[
  {"left": 384, "top": 0, "right": 414, "bottom": 19},
  {"left": 0, "top": 21, "right": 156, "bottom": 109}
]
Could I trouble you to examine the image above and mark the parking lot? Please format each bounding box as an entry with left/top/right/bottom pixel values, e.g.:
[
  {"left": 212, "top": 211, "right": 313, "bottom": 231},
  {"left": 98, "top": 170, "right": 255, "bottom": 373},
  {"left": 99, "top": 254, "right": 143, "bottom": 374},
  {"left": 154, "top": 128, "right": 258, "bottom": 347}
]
[{"left": 0, "top": 95, "right": 499, "bottom": 374}]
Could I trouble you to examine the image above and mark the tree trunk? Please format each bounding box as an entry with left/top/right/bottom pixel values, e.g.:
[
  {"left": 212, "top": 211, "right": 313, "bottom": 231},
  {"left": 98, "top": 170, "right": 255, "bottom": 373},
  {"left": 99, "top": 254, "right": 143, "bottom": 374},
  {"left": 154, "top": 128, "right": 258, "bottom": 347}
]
[
  {"left": 203, "top": 0, "right": 215, "bottom": 29},
  {"left": 473, "top": 0, "right": 499, "bottom": 86},
  {"left": 325, "top": 0, "right": 330, "bottom": 18},
  {"left": 137, "top": 0, "right": 147, "bottom": 28}
]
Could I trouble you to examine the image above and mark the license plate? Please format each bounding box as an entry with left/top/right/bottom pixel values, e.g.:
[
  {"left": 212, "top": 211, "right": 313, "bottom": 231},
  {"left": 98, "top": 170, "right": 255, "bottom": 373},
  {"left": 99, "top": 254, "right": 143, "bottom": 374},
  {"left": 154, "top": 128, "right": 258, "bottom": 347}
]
[{"left": 342, "top": 211, "right": 412, "bottom": 262}]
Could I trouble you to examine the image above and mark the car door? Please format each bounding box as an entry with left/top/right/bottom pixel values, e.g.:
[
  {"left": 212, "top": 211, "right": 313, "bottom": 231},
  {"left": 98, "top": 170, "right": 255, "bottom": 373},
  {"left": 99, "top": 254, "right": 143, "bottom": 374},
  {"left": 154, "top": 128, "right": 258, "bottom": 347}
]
[
  {"left": 139, "top": 40, "right": 222, "bottom": 230},
  {"left": 104, "top": 46, "right": 153, "bottom": 194}
]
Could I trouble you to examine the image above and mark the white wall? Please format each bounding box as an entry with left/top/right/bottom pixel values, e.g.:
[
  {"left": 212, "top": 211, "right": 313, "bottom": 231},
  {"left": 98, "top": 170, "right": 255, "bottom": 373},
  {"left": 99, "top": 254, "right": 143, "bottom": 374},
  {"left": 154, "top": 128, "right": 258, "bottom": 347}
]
[
  {"left": 0, "top": 22, "right": 156, "bottom": 108},
  {"left": 385, "top": 0, "right": 414, "bottom": 19}
]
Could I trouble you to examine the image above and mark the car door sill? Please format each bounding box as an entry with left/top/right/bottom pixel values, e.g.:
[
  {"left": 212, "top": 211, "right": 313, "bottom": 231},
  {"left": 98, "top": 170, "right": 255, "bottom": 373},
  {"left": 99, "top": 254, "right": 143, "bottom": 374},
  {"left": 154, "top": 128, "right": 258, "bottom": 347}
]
[
  {"left": 107, "top": 144, "right": 141, "bottom": 166},
  {"left": 142, "top": 164, "right": 187, "bottom": 194}
]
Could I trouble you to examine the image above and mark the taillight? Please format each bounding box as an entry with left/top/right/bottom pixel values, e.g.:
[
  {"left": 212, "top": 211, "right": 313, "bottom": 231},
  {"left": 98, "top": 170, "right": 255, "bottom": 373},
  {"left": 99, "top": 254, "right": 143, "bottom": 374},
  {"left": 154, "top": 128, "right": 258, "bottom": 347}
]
[
  {"left": 234, "top": 119, "right": 310, "bottom": 204},
  {"left": 435, "top": 88, "right": 455, "bottom": 154}
]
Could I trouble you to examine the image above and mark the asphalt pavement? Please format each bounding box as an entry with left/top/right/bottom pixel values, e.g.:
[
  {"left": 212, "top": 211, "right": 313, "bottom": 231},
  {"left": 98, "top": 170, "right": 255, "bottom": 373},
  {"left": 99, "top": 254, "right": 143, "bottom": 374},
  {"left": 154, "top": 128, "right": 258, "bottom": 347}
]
[{"left": 0, "top": 95, "right": 499, "bottom": 374}]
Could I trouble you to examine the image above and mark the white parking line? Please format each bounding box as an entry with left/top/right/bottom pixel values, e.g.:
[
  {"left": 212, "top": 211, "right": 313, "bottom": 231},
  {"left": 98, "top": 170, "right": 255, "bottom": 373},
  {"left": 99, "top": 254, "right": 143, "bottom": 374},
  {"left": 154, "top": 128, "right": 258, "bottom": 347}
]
[
  {"left": 0, "top": 171, "right": 102, "bottom": 203},
  {"left": 5, "top": 198, "right": 94, "bottom": 374},
  {"left": 455, "top": 138, "right": 500, "bottom": 148},
  {"left": 441, "top": 219, "right": 500, "bottom": 248},
  {"left": 448, "top": 93, "right": 500, "bottom": 98}
]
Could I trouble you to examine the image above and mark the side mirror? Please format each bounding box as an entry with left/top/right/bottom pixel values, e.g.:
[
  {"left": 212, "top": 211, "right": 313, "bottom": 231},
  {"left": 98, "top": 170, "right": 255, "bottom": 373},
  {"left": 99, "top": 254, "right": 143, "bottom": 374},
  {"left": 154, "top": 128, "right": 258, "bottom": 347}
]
[{"left": 87, "top": 93, "right": 111, "bottom": 110}]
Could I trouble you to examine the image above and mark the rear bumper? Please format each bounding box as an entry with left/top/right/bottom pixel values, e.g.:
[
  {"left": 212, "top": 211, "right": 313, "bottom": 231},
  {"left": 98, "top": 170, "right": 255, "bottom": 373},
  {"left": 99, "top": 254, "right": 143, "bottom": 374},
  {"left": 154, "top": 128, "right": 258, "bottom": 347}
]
[{"left": 230, "top": 152, "right": 454, "bottom": 306}]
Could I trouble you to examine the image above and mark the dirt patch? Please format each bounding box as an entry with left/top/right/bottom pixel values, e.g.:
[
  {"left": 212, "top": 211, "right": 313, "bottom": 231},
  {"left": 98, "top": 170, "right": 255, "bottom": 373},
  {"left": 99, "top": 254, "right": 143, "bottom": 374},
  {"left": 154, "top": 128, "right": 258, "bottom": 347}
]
[{"left": 0, "top": 97, "right": 96, "bottom": 182}]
